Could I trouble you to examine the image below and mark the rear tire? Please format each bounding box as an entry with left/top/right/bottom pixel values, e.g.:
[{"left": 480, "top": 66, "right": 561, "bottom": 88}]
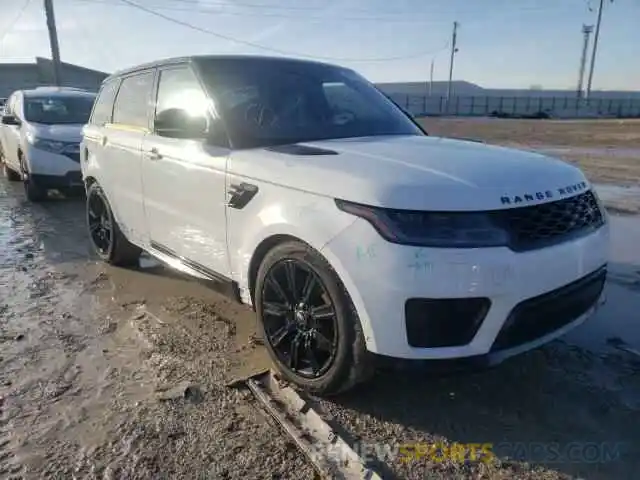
[
  {"left": 86, "top": 182, "right": 141, "bottom": 267},
  {"left": 3, "top": 163, "right": 21, "bottom": 182},
  {"left": 255, "top": 240, "right": 374, "bottom": 396}
]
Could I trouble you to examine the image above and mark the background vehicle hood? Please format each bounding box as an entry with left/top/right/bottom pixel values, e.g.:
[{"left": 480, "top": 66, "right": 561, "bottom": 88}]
[
  {"left": 29, "top": 123, "right": 84, "bottom": 143},
  {"left": 228, "top": 135, "right": 590, "bottom": 211}
]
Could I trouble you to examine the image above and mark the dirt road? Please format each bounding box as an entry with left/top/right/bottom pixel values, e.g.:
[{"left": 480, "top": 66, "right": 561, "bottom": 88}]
[
  {"left": 420, "top": 118, "right": 640, "bottom": 186},
  {"left": 1, "top": 119, "right": 640, "bottom": 479}
]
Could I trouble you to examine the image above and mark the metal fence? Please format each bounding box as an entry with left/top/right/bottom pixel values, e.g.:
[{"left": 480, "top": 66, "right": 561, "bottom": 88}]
[{"left": 387, "top": 94, "right": 640, "bottom": 119}]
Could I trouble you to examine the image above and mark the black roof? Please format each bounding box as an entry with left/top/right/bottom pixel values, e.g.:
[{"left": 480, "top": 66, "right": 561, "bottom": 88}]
[{"left": 105, "top": 54, "right": 342, "bottom": 83}]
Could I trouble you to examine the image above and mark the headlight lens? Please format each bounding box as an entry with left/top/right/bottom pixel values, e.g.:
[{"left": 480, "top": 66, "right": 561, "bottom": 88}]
[
  {"left": 26, "top": 134, "right": 67, "bottom": 153},
  {"left": 335, "top": 199, "right": 510, "bottom": 248}
]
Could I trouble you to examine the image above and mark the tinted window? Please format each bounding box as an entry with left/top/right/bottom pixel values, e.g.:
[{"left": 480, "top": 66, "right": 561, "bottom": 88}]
[
  {"left": 90, "top": 79, "right": 120, "bottom": 126},
  {"left": 196, "top": 59, "right": 423, "bottom": 149},
  {"left": 155, "top": 67, "right": 208, "bottom": 123},
  {"left": 23, "top": 95, "right": 96, "bottom": 124},
  {"left": 112, "top": 71, "right": 154, "bottom": 128}
]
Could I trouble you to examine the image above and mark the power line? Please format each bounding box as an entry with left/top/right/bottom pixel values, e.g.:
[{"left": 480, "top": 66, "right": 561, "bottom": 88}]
[
  {"left": 72, "top": 0, "right": 451, "bottom": 23},
  {"left": 117, "top": 0, "right": 449, "bottom": 62},
  {"left": 163, "top": 0, "right": 418, "bottom": 14},
  {"left": 0, "top": 0, "right": 32, "bottom": 49}
]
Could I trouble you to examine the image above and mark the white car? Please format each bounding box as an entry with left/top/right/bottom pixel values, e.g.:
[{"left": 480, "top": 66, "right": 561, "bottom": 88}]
[
  {"left": 0, "top": 87, "right": 96, "bottom": 201},
  {"left": 81, "top": 55, "right": 609, "bottom": 395}
]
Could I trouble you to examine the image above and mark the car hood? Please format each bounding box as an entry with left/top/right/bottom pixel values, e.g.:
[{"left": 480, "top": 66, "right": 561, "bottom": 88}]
[
  {"left": 28, "top": 123, "right": 84, "bottom": 143},
  {"left": 228, "top": 135, "right": 591, "bottom": 211}
]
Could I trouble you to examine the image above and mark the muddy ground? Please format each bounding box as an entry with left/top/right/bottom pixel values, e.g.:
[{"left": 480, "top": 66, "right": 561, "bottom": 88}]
[{"left": 1, "top": 118, "right": 640, "bottom": 480}]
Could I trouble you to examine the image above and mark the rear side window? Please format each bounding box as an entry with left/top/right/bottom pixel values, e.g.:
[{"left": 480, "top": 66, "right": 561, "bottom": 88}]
[
  {"left": 90, "top": 79, "right": 120, "bottom": 126},
  {"left": 112, "top": 71, "right": 154, "bottom": 128}
]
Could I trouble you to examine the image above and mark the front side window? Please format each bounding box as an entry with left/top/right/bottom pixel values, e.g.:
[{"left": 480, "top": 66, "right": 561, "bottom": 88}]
[
  {"left": 23, "top": 95, "right": 96, "bottom": 124},
  {"left": 112, "top": 71, "right": 154, "bottom": 128},
  {"left": 154, "top": 66, "right": 216, "bottom": 141},
  {"left": 90, "top": 79, "right": 120, "bottom": 126},
  {"left": 196, "top": 58, "right": 423, "bottom": 149}
]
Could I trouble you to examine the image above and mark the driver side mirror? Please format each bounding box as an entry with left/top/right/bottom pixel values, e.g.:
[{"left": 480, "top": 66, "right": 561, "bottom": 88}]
[
  {"left": 1, "top": 115, "right": 20, "bottom": 126},
  {"left": 155, "top": 108, "right": 207, "bottom": 140}
]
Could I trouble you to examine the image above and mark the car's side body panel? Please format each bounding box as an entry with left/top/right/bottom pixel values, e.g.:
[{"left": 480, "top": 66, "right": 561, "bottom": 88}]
[{"left": 224, "top": 150, "right": 357, "bottom": 304}]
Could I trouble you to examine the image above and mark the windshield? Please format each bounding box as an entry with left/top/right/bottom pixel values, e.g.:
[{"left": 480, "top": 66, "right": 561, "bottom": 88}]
[
  {"left": 24, "top": 95, "right": 96, "bottom": 124},
  {"left": 196, "top": 59, "right": 424, "bottom": 149}
]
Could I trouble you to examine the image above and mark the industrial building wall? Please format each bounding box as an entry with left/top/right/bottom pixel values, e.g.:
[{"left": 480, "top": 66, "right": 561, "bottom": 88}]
[{"left": 0, "top": 59, "right": 107, "bottom": 98}]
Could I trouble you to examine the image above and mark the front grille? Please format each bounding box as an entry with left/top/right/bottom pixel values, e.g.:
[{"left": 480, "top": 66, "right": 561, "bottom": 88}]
[
  {"left": 491, "top": 266, "right": 606, "bottom": 352},
  {"left": 405, "top": 297, "right": 490, "bottom": 348},
  {"left": 495, "top": 191, "right": 604, "bottom": 252}
]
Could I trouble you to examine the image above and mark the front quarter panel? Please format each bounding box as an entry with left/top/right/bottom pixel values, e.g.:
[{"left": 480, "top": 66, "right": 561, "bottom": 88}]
[{"left": 225, "top": 152, "right": 357, "bottom": 305}]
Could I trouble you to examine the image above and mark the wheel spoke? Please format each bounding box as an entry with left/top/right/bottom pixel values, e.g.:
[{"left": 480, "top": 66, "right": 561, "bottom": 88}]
[
  {"left": 289, "top": 334, "right": 302, "bottom": 370},
  {"left": 283, "top": 261, "right": 298, "bottom": 301},
  {"left": 310, "top": 304, "right": 335, "bottom": 321},
  {"left": 270, "top": 323, "right": 295, "bottom": 348},
  {"left": 305, "top": 343, "right": 321, "bottom": 375},
  {"left": 263, "top": 301, "right": 290, "bottom": 318},
  {"left": 300, "top": 270, "right": 318, "bottom": 304},
  {"left": 266, "top": 274, "right": 290, "bottom": 306},
  {"left": 313, "top": 331, "right": 333, "bottom": 352}
]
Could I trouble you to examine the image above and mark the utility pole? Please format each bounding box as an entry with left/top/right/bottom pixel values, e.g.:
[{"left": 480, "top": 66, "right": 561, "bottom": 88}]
[
  {"left": 428, "top": 58, "right": 434, "bottom": 96},
  {"left": 577, "top": 24, "right": 593, "bottom": 99},
  {"left": 43, "top": 0, "right": 62, "bottom": 86},
  {"left": 585, "top": 0, "right": 612, "bottom": 100},
  {"left": 446, "top": 21, "right": 459, "bottom": 102}
]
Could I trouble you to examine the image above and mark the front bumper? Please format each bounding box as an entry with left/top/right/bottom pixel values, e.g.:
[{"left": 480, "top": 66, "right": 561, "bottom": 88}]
[
  {"left": 30, "top": 172, "right": 83, "bottom": 190},
  {"left": 321, "top": 217, "right": 610, "bottom": 360},
  {"left": 25, "top": 144, "right": 81, "bottom": 179}
]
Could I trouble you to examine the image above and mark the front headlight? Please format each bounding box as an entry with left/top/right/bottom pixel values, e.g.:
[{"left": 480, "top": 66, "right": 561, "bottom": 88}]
[
  {"left": 26, "top": 133, "right": 66, "bottom": 153},
  {"left": 335, "top": 199, "right": 510, "bottom": 248}
]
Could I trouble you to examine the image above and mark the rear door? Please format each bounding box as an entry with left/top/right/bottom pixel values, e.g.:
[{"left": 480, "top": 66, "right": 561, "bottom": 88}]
[
  {"left": 83, "top": 77, "right": 120, "bottom": 177},
  {"left": 141, "top": 63, "right": 232, "bottom": 278},
  {"left": 101, "top": 70, "right": 156, "bottom": 245}
]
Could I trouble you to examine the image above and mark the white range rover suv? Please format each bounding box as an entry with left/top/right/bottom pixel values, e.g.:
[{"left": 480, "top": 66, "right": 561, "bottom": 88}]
[
  {"left": 81, "top": 55, "right": 609, "bottom": 395},
  {"left": 1, "top": 87, "right": 96, "bottom": 201}
]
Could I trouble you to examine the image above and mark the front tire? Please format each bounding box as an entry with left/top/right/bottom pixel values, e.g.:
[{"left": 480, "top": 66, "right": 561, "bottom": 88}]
[
  {"left": 23, "top": 175, "right": 47, "bottom": 202},
  {"left": 86, "top": 182, "right": 141, "bottom": 267},
  {"left": 255, "top": 240, "right": 373, "bottom": 396}
]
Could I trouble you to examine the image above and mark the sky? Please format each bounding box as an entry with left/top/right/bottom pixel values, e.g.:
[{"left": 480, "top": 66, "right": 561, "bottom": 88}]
[{"left": 0, "top": 0, "right": 638, "bottom": 90}]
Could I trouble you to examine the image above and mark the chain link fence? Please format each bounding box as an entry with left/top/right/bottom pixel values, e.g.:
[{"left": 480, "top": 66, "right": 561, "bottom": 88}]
[{"left": 387, "top": 94, "right": 640, "bottom": 119}]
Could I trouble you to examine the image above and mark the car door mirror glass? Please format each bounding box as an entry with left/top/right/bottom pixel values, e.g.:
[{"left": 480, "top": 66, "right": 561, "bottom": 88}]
[
  {"left": 1, "top": 115, "right": 20, "bottom": 126},
  {"left": 155, "top": 108, "right": 207, "bottom": 139}
]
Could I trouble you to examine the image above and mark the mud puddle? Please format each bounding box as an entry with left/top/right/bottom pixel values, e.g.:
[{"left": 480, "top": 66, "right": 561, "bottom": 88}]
[{"left": 0, "top": 177, "right": 310, "bottom": 479}]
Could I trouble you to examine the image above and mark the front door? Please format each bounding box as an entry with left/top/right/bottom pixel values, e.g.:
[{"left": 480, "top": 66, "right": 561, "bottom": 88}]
[
  {"left": 141, "top": 64, "right": 232, "bottom": 279},
  {"left": 101, "top": 70, "right": 155, "bottom": 245}
]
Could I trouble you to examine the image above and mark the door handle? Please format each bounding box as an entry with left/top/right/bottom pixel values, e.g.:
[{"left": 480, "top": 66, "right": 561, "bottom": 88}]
[{"left": 146, "top": 148, "right": 162, "bottom": 160}]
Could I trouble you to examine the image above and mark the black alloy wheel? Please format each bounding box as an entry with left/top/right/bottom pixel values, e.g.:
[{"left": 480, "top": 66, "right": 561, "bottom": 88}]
[
  {"left": 87, "top": 188, "right": 112, "bottom": 256},
  {"left": 261, "top": 259, "right": 339, "bottom": 379}
]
